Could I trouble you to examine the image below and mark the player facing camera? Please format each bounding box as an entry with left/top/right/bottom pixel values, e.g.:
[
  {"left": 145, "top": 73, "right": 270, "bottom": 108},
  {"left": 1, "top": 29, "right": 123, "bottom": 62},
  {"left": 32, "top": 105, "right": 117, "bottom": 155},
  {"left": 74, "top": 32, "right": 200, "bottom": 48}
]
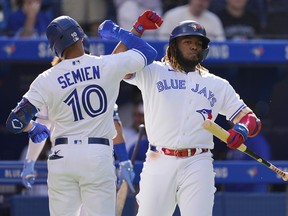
[{"left": 163, "top": 20, "right": 210, "bottom": 72}]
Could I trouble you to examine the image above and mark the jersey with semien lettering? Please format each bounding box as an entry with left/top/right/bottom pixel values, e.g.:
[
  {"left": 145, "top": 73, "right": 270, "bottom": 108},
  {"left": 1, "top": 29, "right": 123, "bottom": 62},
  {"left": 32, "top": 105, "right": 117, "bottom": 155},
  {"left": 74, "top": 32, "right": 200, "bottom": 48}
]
[
  {"left": 24, "top": 51, "right": 146, "bottom": 142},
  {"left": 125, "top": 62, "right": 246, "bottom": 149}
]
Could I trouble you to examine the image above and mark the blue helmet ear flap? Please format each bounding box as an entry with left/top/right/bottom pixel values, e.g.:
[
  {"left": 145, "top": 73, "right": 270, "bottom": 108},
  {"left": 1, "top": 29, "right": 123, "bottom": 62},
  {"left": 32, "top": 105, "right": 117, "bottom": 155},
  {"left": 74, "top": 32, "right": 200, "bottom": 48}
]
[
  {"left": 199, "top": 47, "right": 209, "bottom": 62},
  {"left": 46, "top": 16, "right": 85, "bottom": 57}
]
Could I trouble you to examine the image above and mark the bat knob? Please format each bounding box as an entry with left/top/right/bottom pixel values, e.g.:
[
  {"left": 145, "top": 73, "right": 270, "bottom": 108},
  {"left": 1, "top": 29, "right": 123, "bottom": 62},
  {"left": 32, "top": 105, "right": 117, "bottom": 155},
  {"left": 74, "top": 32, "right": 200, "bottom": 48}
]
[{"left": 282, "top": 172, "right": 288, "bottom": 181}]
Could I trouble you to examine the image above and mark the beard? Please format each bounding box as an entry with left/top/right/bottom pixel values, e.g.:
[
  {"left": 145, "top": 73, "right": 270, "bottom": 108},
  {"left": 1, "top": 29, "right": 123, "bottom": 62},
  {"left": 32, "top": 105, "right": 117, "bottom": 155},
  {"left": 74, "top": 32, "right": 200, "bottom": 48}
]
[{"left": 176, "top": 47, "right": 199, "bottom": 72}]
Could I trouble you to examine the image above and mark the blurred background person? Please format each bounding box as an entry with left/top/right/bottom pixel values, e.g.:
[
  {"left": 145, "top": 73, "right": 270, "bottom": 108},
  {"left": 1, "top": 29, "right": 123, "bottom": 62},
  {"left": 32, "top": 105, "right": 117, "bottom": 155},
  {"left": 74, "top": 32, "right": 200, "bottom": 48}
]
[
  {"left": 216, "top": 0, "right": 262, "bottom": 40},
  {"left": 158, "top": 0, "right": 225, "bottom": 41},
  {"left": 128, "top": 131, "right": 148, "bottom": 161},
  {"left": 113, "top": 0, "right": 163, "bottom": 39},
  {"left": 162, "top": 0, "right": 187, "bottom": 13},
  {"left": 6, "top": 0, "right": 54, "bottom": 37},
  {"left": 265, "top": 0, "right": 288, "bottom": 39},
  {"left": 0, "top": 0, "right": 11, "bottom": 36},
  {"left": 123, "top": 101, "right": 146, "bottom": 153},
  {"left": 126, "top": 102, "right": 149, "bottom": 161},
  {"left": 61, "top": 0, "right": 109, "bottom": 37}
]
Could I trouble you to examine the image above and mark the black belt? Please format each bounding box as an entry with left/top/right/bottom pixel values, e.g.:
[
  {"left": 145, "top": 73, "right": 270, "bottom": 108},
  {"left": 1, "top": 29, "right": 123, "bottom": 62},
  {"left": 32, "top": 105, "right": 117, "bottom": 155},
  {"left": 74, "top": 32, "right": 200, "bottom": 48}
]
[{"left": 55, "top": 137, "right": 110, "bottom": 146}]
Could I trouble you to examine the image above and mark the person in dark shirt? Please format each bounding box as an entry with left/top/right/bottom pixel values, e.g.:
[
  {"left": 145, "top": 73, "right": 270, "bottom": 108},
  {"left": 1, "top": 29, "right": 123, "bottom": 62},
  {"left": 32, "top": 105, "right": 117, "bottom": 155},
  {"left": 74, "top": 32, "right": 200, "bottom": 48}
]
[{"left": 217, "top": 0, "right": 261, "bottom": 40}]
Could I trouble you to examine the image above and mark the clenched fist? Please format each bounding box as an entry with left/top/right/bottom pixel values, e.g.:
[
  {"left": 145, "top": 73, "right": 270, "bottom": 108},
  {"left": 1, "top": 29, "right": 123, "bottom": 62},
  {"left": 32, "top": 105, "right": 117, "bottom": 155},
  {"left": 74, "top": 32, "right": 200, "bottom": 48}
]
[{"left": 133, "top": 10, "right": 163, "bottom": 34}]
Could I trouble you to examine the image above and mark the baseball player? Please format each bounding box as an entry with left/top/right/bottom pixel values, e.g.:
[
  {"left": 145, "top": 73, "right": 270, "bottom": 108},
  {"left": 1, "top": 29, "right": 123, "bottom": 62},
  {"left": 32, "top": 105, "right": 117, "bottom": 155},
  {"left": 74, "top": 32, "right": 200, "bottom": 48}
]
[
  {"left": 113, "top": 13, "right": 261, "bottom": 216},
  {"left": 6, "top": 15, "right": 157, "bottom": 216},
  {"left": 21, "top": 37, "right": 136, "bottom": 196}
]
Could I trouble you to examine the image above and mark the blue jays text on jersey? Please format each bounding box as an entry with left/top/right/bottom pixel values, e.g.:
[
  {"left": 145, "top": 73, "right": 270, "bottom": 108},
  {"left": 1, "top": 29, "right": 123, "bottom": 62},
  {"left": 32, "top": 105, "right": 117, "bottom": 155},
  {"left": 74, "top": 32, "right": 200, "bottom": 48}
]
[
  {"left": 57, "top": 65, "right": 100, "bottom": 89},
  {"left": 156, "top": 79, "right": 217, "bottom": 107}
]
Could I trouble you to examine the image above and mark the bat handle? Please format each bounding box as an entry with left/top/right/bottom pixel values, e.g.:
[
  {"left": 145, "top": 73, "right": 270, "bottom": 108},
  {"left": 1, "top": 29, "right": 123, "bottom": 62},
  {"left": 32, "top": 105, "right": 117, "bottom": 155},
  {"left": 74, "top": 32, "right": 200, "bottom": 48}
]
[{"left": 130, "top": 124, "right": 145, "bottom": 165}]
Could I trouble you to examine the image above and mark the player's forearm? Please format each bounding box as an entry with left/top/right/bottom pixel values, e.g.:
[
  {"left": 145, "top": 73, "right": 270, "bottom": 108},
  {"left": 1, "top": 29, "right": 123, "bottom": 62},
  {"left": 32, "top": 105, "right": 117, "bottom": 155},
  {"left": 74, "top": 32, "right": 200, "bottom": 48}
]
[
  {"left": 232, "top": 107, "right": 253, "bottom": 124},
  {"left": 113, "top": 28, "right": 143, "bottom": 79},
  {"left": 25, "top": 118, "right": 51, "bottom": 160},
  {"left": 26, "top": 138, "right": 46, "bottom": 161},
  {"left": 113, "top": 120, "right": 126, "bottom": 144},
  {"left": 112, "top": 28, "right": 142, "bottom": 54}
]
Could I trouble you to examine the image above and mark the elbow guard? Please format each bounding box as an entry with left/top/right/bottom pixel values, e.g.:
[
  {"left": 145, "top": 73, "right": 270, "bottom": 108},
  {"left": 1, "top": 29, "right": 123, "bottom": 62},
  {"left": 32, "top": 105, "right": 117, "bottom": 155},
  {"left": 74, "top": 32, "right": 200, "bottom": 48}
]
[
  {"left": 6, "top": 98, "right": 38, "bottom": 134},
  {"left": 239, "top": 112, "right": 262, "bottom": 137}
]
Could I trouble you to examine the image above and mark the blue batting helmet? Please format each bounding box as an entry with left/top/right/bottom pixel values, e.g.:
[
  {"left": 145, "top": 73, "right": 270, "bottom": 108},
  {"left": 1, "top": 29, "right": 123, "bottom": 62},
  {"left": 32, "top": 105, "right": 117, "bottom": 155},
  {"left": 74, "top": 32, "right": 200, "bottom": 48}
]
[
  {"left": 46, "top": 16, "right": 85, "bottom": 57},
  {"left": 169, "top": 20, "right": 210, "bottom": 62}
]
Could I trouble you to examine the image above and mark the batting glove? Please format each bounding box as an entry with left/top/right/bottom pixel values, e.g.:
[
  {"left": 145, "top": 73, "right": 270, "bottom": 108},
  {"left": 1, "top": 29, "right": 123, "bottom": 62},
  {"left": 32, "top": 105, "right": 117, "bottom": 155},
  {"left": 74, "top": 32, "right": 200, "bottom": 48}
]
[
  {"left": 28, "top": 121, "right": 50, "bottom": 143},
  {"left": 133, "top": 10, "right": 163, "bottom": 34},
  {"left": 227, "top": 123, "right": 248, "bottom": 149},
  {"left": 21, "top": 160, "right": 36, "bottom": 189},
  {"left": 118, "top": 160, "right": 136, "bottom": 193}
]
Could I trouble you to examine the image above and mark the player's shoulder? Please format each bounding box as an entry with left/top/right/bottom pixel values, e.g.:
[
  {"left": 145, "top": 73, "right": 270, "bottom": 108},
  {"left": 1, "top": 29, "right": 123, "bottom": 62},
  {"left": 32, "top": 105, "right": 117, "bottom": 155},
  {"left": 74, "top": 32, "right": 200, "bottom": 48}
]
[
  {"left": 148, "top": 60, "right": 169, "bottom": 69},
  {"left": 37, "top": 67, "right": 53, "bottom": 79},
  {"left": 201, "top": 70, "right": 229, "bottom": 84},
  {"left": 144, "top": 61, "right": 171, "bottom": 74},
  {"left": 203, "top": 10, "right": 222, "bottom": 22}
]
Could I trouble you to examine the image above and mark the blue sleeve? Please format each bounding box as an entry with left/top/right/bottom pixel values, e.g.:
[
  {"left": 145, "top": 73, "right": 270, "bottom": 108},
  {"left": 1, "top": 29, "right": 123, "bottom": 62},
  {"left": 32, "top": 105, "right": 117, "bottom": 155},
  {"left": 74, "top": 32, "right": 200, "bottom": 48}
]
[{"left": 118, "top": 29, "right": 157, "bottom": 65}]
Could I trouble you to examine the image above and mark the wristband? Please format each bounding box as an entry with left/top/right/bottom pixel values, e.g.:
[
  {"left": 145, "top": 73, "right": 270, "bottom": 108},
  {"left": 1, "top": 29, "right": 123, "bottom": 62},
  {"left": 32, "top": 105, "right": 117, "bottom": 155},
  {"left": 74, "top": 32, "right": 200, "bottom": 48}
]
[
  {"left": 114, "top": 142, "right": 129, "bottom": 162},
  {"left": 233, "top": 123, "right": 249, "bottom": 141},
  {"left": 133, "top": 22, "right": 145, "bottom": 34}
]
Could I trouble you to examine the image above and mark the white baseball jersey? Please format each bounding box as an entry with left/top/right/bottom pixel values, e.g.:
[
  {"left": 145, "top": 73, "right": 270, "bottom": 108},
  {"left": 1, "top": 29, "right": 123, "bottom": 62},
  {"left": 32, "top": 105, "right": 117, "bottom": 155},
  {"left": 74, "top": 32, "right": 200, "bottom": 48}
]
[
  {"left": 125, "top": 61, "right": 246, "bottom": 149},
  {"left": 24, "top": 52, "right": 146, "bottom": 143}
]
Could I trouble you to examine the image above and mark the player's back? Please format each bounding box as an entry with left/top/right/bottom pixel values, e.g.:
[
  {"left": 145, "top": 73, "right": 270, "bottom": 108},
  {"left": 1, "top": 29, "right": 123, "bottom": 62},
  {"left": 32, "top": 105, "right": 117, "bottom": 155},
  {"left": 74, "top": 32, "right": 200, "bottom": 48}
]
[{"left": 25, "top": 54, "right": 127, "bottom": 141}]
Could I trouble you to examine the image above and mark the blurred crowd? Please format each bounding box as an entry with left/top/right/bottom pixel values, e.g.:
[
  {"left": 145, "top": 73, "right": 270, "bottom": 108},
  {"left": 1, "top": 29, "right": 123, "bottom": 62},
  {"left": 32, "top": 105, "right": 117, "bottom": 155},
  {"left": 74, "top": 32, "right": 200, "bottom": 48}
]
[{"left": 0, "top": 0, "right": 287, "bottom": 39}]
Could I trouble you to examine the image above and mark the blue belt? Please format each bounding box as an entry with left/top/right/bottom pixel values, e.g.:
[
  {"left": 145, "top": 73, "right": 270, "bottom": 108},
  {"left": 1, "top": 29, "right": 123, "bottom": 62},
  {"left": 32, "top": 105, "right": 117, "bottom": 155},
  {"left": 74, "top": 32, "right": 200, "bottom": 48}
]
[{"left": 55, "top": 137, "right": 110, "bottom": 146}]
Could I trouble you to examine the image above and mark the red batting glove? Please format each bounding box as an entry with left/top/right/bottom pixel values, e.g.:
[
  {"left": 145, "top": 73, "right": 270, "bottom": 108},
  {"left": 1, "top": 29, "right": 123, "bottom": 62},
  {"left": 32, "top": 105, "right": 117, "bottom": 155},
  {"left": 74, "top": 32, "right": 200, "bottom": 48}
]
[
  {"left": 133, "top": 10, "right": 163, "bottom": 34},
  {"left": 227, "top": 129, "right": 245, "bottom": 149},
  {"left": 227, "top": 123, "right": 248, "bottom": 149}
]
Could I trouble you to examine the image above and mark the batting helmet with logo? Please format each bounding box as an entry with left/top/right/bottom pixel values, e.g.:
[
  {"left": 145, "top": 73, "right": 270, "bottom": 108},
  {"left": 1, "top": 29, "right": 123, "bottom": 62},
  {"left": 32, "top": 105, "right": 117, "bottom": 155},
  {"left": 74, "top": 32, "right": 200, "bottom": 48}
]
[
  {"left": 46, "top": 16, "right": 85, "bottom": 57},
  {"left": 169, "top": 20, "right": 210, "bottom": 62}
]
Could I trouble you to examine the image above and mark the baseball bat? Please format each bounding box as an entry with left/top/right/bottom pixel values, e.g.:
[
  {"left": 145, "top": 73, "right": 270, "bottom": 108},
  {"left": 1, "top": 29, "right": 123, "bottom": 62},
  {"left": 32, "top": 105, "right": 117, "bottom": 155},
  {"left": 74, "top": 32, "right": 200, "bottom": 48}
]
[
  {"left": 116, "top": 124, "right": 145, "bottom": 216},
  {"left": 202, "top": 119, "right": 288, "bottom": 181}
]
